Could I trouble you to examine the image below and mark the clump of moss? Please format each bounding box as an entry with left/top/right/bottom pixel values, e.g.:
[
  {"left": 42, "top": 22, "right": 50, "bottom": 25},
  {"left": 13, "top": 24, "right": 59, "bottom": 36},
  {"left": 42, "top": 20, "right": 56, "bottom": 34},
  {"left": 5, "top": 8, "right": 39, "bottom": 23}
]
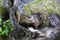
[
  {"left": 0, "top": 6, "right": 9, "bottom": 20},
  {"left": 23, "top": 0, "right": 60, "bottom": 19},
  {"left": 23, "top": 0, "right": 60, "bottom": 26},
  {"left": 0, "top": 0, "right": 9, "bottom": 20},
  {"left": 0, "top": 6, "right": 6, "bottom": 17},
  {"left": 0, "top": 0, "right": 2, "bottom": 5}
]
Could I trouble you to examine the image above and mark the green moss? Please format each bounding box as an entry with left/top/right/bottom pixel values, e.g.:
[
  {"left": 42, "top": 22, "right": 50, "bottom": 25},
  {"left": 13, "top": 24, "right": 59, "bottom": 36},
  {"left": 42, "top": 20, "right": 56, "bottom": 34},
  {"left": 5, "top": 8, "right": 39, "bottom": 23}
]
[
  {"left": 0, "top": 27, "right": 2, "bottom": 33},
  {"left": 42, "top": 20, "right": 49, "bottom": 26},
  {"left": 24, "top": 5, "right": 31, "bottom": 15},
  {"left": 0, "top": 6, "right": 6, "bottom": 13},
  {"left": 33, "top": 0, "right": 41, "bottom": 4},
  {"left": 0, "top": 0, "right": 2, "bottom": 5},
  {"left": 23, "top": 0, "right": 60, "bottom": 26},
  {"left": 23, "top": 0, "right": 60, "bottom": 18},
  {"left": 0, "top": 6, "right": 8, "bottom": 19}
]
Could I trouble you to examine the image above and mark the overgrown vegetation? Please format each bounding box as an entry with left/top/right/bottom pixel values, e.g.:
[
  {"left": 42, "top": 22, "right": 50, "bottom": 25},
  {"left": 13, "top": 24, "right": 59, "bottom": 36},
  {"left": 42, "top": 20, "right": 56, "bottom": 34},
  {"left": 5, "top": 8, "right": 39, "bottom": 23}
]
[
  {"left": 0, "top": 18, "right": 13, "bottom": 36},
  {"left": 0, "top": 18, "right": 13, "bottom": 40}
]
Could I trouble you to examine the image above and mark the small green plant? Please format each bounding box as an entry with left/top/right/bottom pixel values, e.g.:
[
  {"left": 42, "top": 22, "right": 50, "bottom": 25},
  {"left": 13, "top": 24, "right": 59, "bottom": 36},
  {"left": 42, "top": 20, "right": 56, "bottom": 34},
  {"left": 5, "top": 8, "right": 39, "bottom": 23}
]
[{"left": 0, "top": 18, "right": 13, "bottom": 36}]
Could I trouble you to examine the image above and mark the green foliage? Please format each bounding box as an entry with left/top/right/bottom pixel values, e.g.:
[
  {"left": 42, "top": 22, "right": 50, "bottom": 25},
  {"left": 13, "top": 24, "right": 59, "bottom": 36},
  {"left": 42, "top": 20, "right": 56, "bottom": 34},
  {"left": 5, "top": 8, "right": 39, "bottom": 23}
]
[{"left": 0, "top": 18, "right": 13, "bottom": 36}]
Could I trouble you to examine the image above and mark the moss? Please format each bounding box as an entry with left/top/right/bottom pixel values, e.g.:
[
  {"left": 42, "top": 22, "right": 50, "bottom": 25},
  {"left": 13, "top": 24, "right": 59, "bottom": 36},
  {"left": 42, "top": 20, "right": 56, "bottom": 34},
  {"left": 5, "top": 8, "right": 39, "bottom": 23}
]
[
  {"left": 23, "top": 0, "right": 60, "bottom": 18},
  {"left": 44, "top": 21, "right": 49, "bottom": 26},
  {"left": 0, "top": 0, "right": 2, "bottom": 5},
  {"left": 32, "top": 0, "right": 41, "bottom": 4},
  {"left": 0, "top": 6, "right": 6, "bottom": 13},
  {"left": 0, "top": 6, "right": 9, "bottom": 21},
  {"left": 23, "top": 0, "right": 60, "bottom": 26},
  {"left": 0, "top": 6, "right": 5, "bottom": 17},
  {"left": 24, "top": 5, "right": 31, "bottom": 15}
]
